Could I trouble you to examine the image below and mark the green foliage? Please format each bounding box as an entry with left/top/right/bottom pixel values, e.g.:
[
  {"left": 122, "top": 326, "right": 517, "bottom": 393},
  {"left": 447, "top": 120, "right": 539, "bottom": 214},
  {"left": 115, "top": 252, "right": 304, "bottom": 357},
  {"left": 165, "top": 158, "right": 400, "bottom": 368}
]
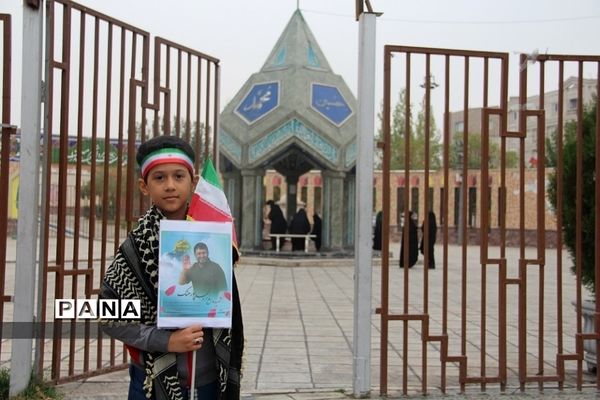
[
  {"left": 414, "top": 96, "right": 443, "bottom": 170},
  {"left": 505, "top": 151, "right": 518, "bottom": 169},
  {"left": 449, "top": 131, "right": 518, "bottom": 169},
  {"left": 81, "top": 166, "right": 140, "bottom": 220},
  {"left": 0, "top": 368, "right": 62, "bottom": 400},
  {"left": 376, "top": 89, "right": 442, "bottom": 170},
  {"left": 545, "top": 127, "right": 558, "bottom": 168},
  {"left": 140, "top": 116, "right": 208, "bottom": 165},
  {"left": 0, "top": 368, "right": 8, "bottom": 400},
  {"left": 547, "top": 101, "right": 597, "bottom": 294},
  {"left": 377, "top": 89, "right": 517, "bottom": 170}
]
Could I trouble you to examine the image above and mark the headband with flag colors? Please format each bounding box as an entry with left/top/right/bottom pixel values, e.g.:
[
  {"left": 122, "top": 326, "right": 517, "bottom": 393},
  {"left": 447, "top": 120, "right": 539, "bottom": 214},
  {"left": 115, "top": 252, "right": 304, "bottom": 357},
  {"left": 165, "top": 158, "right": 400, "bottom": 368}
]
[
  {"left": 140, "top": 148, "right": 195, "bottom": 179},
  {"left": 187, "top": 158, "right": 239, "bottom": 255}
]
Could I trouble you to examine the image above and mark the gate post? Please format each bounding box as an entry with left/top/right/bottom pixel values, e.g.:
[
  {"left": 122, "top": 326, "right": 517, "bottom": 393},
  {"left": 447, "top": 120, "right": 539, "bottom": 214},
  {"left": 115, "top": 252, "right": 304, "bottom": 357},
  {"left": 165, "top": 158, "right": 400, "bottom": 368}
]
[
  {"left": 10, "top": 0, "right": 44, "bottom": 396},
  {"left": 353, "top": 8, "right": 378, "bottom": 398}
]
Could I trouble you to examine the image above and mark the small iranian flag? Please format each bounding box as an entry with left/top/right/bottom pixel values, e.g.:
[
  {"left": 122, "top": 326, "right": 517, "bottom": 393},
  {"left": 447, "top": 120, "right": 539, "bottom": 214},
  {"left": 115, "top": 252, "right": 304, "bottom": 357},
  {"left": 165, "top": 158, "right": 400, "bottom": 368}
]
[{"left": 187, "top": 158, "right": 239, "bottom": 250}]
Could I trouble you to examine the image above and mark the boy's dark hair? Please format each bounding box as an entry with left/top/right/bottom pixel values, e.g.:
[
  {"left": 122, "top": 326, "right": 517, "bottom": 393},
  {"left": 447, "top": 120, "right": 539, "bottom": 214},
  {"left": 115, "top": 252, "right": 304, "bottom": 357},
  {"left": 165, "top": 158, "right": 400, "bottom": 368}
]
[{"left": 136, "top": 135, "right": 195, "bottom": 168}]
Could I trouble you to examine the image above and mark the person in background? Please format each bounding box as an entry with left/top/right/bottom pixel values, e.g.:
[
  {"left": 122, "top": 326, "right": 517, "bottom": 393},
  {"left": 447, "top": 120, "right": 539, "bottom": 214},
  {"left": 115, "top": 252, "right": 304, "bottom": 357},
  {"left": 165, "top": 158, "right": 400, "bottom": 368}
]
[
  {"left": 266, "top": 200, "right": 287, "bottom": 250},
  {"left": 420, "top": 210, "right": 437, "bottom": 269},
  {"left": 311, "top": 213, "right": 322, "bottom": 251},
  {"left": 373, "top": 210, "right": 383, "bottom": 251},
  {"left": 399, "top": 210, "right": 419, "bottom": 269},
  {"left": 289, "top": 208, "right": 311, "bottom": 251}
]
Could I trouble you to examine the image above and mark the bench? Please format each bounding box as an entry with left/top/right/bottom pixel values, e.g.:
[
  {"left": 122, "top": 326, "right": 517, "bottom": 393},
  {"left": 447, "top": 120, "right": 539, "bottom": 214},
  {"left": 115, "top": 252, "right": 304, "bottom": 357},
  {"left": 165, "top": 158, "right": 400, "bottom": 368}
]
[{"left": 268, "top": 233, "right": 317, "bottom": 252}]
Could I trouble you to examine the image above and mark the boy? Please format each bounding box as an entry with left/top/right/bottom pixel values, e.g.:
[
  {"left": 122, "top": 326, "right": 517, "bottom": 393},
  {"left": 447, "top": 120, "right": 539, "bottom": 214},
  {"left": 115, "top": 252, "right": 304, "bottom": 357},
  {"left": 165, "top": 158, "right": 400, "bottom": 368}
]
[{"left": 100, "top": 135, "right": 244, "bottom": 400}]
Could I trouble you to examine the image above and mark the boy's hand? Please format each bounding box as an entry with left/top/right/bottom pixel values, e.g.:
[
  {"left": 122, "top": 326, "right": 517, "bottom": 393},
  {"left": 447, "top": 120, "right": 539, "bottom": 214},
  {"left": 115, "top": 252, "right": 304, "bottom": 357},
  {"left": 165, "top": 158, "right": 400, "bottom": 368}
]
[{"left": 167, "top": 325, "right": 204, "bottom": 353}]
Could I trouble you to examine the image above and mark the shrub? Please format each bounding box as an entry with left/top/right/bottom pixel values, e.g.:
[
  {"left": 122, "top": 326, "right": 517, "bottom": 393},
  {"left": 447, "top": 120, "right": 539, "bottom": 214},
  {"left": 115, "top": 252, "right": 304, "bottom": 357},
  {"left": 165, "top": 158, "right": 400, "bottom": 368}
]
[
  {"left": 547, "top": 100, "right": 597, "bottom": 295},
  {"left": 0, "top": 368, "right": 62, "bottom": 400}
]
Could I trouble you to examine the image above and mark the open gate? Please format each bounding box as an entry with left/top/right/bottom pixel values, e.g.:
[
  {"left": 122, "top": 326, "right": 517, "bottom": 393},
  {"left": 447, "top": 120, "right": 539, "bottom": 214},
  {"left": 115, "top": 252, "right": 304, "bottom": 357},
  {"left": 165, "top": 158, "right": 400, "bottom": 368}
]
[
  {"left": 28, "top": 0, "right": 220, "bottom": 383},
  {"left": 0, "top": 12, "right": 17, "bottom": 370},
  {"left": 378, "top": 45, "right": 600, "bottom": 394},
  {"left": 5, "top": 1, "right": 600, "bottom": 393}
]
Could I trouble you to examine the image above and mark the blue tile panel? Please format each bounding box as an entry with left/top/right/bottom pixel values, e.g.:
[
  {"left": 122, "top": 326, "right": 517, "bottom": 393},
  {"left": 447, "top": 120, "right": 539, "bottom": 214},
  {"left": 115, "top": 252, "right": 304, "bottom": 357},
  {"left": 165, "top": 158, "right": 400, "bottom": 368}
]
[
  {"left": 311, "top": 83, "right": 353, "bottom": 126},
  {"left": 248, "top": 119, "right": 338, "bottom": 164},
  {"left": 219, "top": 129, "right": 242, "bottom": 164},
  {"left": 235, "top": 82, "right": 280, "bottom": 124}
]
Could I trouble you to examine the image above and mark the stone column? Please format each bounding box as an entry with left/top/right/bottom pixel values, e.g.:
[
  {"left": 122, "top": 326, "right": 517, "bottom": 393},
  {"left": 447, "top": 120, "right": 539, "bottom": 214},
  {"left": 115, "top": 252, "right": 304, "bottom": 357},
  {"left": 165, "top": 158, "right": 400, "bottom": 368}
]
[
  {"left": 285, "top": 175, "right": 299, "bottom": 222},
  {"left": 322, "top": 170, "right": 345, "bottom": 251},
  {"left": 344, "top": 173, "right": 356, "bottom": 247},
  {"left": 222, "top": 170, "right": 242, "bottom": 243},
  {"left": 240, "top": 169, "right": 265, "bottom": 250}
]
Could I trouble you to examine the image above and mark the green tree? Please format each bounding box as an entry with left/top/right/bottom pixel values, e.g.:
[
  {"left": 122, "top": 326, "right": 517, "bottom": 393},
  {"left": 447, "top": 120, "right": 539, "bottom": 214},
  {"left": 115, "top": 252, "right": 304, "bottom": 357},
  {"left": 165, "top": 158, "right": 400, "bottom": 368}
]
[
  {"left": 376, "top": 89, "right": 441, "bottom": 170},
  {"left": 547, "top": 100, "right": 597, "bottom": 294},
  {"left": 414, "top": 96, "right": 442, "bottom": 169},
  {"left": 142, "top": 116, "right": 208, "bottom": 162},
  {"left": 81, "top": 166, "right": 140, "bottom": 220},
  {"left": 546, "top": 127, "right": 560, "bottom": 168},
  {"left": 171, "top": 117, "right": 209, "bottom": 162},
  {"left": 449, "top": 132, "right": 518, "bottom": 169},
  {"left": 506, "top": 151, "right": 518, "bottom": 168},
  {"left": 375, "top": 89, "right": 412, "bottom": 169}
]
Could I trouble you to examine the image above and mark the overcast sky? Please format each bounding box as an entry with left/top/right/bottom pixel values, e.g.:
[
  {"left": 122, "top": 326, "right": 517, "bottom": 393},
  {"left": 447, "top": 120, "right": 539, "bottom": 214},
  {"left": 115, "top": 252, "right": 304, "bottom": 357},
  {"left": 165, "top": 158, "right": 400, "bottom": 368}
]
[{"left": 2, "top": 0, "right": 600, "bottom": 125}]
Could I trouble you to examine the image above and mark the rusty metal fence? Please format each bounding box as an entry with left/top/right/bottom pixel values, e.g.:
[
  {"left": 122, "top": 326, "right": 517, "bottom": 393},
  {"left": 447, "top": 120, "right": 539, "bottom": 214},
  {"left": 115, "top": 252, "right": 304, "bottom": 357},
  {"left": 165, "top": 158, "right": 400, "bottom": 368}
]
[
  {"left": 30, "top": 0, "right": 220, "bottom": 382},
  {"left": 378, "top": 45, "right": 600, "bottom": 394},
  {"left": 5, "top": 1, "right": 600, "bottom": 393},
  {"left": 0, "top": 13, "right": 17, "bottom": 368}
]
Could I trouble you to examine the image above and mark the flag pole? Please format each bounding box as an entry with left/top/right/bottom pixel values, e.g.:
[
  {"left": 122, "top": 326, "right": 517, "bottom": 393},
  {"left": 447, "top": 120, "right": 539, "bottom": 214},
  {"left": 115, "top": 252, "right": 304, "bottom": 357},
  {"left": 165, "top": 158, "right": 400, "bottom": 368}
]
[{"left": 190, "top": 351, "right": 197, "bottom": 400}]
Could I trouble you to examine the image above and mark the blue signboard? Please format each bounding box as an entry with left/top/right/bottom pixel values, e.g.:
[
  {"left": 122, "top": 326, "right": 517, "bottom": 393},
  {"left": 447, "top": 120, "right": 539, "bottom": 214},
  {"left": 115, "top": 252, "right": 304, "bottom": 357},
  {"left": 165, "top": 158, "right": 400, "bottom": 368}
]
[
  {"left": 311, "top": 83, "right": 352, "bottom": 126},
  {"left": 236, "top": 82, "right": 280, "bottom": 124}
]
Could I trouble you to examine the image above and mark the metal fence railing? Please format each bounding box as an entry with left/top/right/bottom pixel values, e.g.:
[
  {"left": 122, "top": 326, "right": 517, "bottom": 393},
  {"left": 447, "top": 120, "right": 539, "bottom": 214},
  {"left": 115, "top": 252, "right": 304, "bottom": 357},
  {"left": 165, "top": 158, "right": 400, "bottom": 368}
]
[
  {"left": 0, "top": 13, "right": 17, "bottom": 368},
  {"left": 31, "top": 0, "right": 220, "bottom": 383},
  {"left": 378, "top": 45, "right": 600, "bottom": 395}
]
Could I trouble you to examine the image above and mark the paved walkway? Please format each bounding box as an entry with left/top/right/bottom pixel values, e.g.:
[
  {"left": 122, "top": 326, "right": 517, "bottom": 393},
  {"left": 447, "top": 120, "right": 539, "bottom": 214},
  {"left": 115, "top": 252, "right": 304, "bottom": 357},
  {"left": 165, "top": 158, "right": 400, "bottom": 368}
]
[{"left": 49, "top": 243, "right": 599, "bottom": 398}]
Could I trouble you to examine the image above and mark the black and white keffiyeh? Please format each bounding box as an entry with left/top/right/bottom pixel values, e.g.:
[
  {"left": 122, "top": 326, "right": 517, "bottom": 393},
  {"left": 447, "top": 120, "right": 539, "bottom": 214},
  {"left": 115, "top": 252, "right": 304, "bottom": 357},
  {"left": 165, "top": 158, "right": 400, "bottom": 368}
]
[{"left": 101, "top": 206, "right": 244, "bottom": 399}]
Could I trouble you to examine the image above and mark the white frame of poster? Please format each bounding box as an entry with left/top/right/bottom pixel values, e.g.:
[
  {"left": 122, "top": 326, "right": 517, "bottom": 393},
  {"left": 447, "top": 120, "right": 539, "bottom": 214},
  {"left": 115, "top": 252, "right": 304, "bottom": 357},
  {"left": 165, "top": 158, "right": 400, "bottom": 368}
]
[{"left": 157, "top": 220, "right": 233, "bottom": 328}]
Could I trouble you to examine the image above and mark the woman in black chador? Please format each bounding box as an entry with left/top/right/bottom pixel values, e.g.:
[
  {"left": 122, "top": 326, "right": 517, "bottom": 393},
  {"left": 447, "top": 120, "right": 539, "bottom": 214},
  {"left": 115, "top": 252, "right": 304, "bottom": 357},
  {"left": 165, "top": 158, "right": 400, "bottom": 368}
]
[
  {"left": 399, "top": 211, "right": 419, "bottom": 268},
  {"left": 289, "top": 208, "right": 311, "bottom": 251},
  {"left": 373, "top": 211, "right": 383, "bottom": 251},
  {"left": 267, "top": 200, "right": 287, "bottom": 250},
  {"left": 311, "top": 213, "right": 322, "bottom": 251},
  {"left": 420, "top": 211, "right": 437, "bottom": 269}
]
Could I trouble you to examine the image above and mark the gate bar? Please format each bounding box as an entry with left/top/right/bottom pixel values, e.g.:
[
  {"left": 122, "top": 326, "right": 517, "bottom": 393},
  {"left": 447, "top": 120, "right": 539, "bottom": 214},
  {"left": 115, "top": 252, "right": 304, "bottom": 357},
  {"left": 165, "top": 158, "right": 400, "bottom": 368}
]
[
  {"left": 0, "top": 14, "right": 13, "bottom": 362},
  {"left": 353, "top": 9, "right": 377, "bottom": 397},
  {"left": 10, "top": 3, "right": 43, "bottom": 395}
]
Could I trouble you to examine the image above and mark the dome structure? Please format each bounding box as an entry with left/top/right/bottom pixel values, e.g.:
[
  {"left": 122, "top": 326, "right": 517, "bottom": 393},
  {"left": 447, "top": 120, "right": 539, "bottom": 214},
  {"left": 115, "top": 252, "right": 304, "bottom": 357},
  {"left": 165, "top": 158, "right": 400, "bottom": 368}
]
[{"left": 218, "top": 10, "right": 357, "bottom": 251}]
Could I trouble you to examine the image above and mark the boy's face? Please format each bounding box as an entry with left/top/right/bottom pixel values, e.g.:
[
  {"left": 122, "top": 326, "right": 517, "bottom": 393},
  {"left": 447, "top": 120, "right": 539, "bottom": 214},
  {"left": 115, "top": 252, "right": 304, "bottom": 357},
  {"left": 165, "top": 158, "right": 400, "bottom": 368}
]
[{"left": 138, "top": 163, "right": 199, "bottom": 220}]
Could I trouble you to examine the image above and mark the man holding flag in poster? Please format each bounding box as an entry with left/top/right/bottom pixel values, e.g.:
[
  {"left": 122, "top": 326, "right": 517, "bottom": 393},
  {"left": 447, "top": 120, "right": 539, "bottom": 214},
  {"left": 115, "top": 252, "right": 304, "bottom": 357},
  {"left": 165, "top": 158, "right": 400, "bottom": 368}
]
[{"left": 100, "top": 135, "right": 244, "bottom": 400}]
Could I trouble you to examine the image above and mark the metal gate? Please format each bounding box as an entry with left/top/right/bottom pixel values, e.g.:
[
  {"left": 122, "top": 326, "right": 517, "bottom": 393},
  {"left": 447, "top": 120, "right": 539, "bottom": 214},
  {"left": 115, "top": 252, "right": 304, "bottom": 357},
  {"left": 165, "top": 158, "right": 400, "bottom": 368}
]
[
  {"left": 0, "top": 12, "right": 17, "bottom": 368},
  {"left": 31, "top": 0, "right": 220, "bottom": 382},
  {"left": 378, "top": 45, "right": 600, "bottom": 394}
]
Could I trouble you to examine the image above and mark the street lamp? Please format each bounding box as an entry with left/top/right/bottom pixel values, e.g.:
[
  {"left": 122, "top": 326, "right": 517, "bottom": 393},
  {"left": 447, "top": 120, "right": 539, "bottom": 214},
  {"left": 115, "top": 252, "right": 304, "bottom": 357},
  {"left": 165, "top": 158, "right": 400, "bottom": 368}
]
[
  {"left": 420, "top": 74, "right": 439, "bottom": 90},
  {"left": 419, "top": 74, "right": 438, "bottom": 217},
  {"left": 456, "top": 142, "right": 465, "bottom": 245}
]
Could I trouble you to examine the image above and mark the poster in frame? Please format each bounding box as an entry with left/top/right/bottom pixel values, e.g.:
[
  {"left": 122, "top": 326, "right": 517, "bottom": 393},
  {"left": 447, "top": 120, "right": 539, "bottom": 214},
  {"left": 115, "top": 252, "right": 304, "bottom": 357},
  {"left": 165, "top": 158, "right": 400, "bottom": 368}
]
[{"left": 158, "top": 220, "right": 232, "bottom": 328}]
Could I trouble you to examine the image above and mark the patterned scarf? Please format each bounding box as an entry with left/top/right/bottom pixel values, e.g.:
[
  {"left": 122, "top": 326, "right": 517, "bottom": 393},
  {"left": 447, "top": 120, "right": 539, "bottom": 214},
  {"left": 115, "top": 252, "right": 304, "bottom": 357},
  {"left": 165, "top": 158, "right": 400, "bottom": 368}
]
[{"left": 102, "top": 206, "right": 244, "bottom": 399}]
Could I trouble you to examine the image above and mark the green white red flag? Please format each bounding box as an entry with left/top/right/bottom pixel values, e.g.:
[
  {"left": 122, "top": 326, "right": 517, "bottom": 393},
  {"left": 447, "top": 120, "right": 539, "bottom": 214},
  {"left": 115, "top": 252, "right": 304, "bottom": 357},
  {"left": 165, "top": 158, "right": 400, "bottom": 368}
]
[{"left": 187, "top": 158, "right": 239, "bottom": 251}]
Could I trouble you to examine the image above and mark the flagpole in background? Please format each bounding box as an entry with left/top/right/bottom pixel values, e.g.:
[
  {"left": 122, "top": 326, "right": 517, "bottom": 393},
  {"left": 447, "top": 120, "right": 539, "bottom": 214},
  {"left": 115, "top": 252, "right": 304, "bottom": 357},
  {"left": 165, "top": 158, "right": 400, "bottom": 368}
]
[
  {"left": 188, "top": 158, "right": 238, "bottom": 250},
  {"left": 190, "top": 351, "right": 197, "bottom": 400}
]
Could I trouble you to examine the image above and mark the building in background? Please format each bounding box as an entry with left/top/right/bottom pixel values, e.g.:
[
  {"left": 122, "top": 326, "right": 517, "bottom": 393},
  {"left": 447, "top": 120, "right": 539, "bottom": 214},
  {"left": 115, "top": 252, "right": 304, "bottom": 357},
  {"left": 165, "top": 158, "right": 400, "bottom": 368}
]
[{"left": 449, "top": 77, "right": 597, "bottom": 164}]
